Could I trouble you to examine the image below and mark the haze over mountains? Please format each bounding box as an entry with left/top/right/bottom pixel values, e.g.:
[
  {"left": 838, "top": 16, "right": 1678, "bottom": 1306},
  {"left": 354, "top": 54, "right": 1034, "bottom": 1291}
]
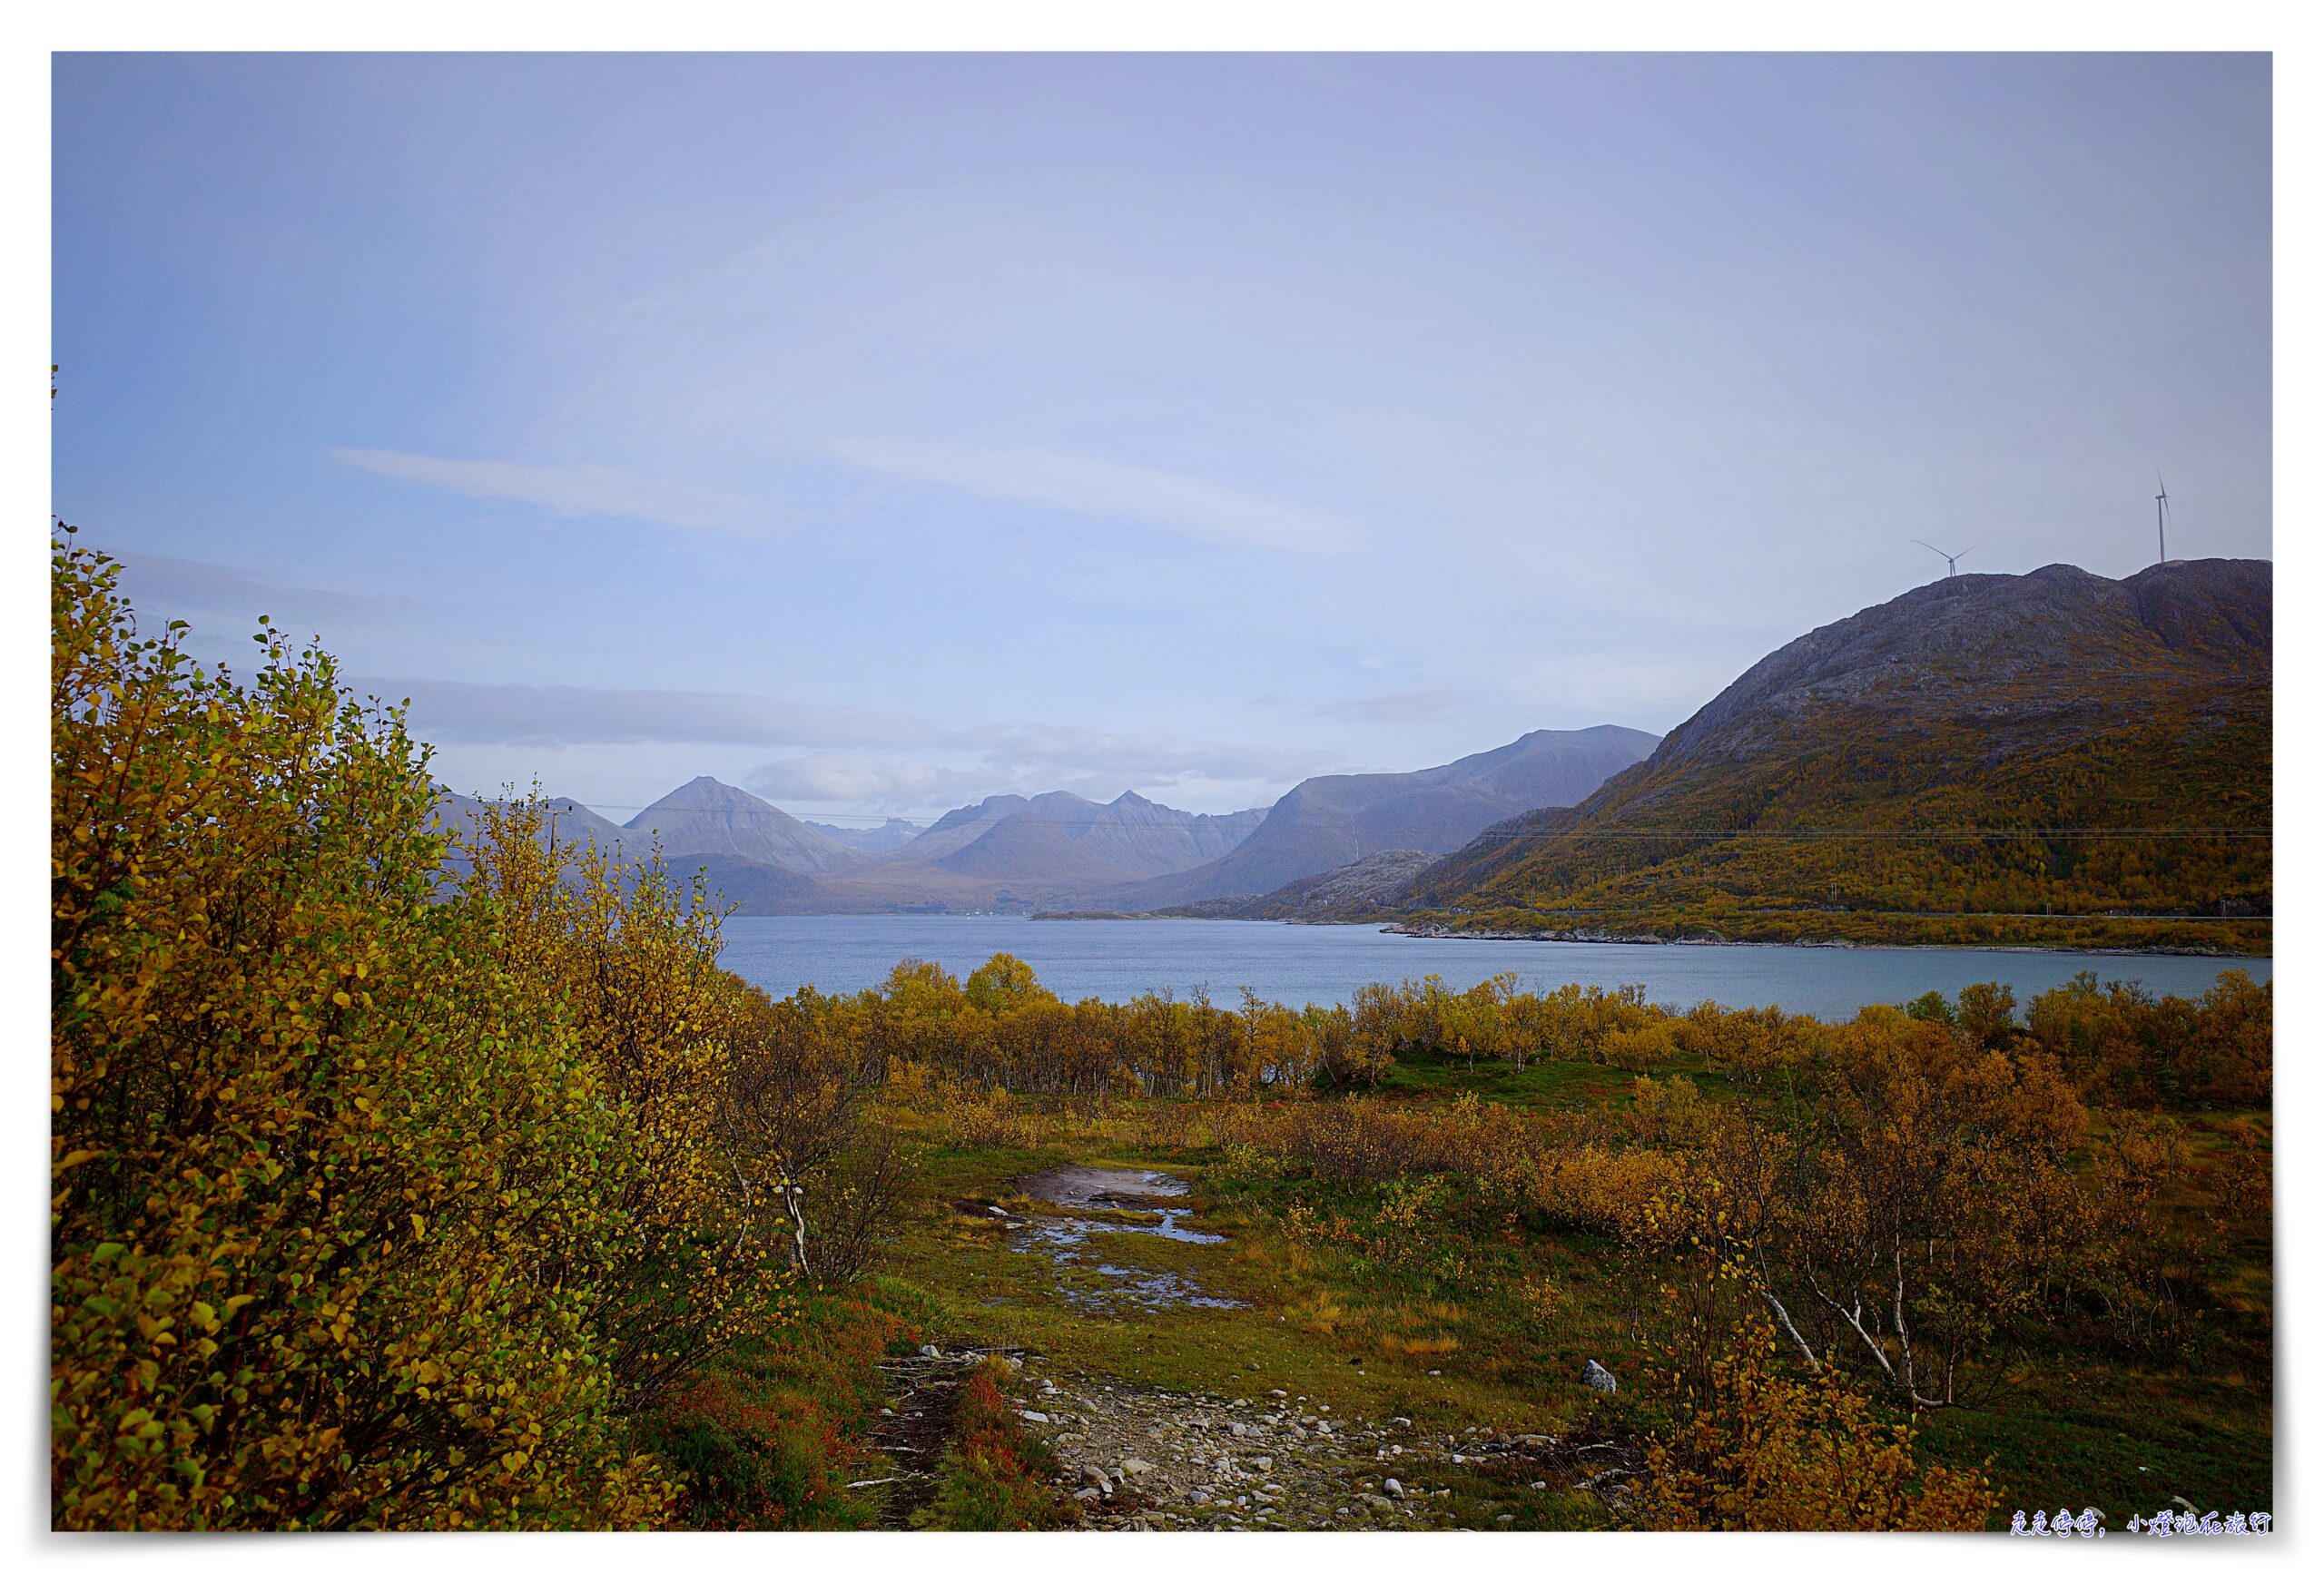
[
  {"left": 422, "top": 557, "right": 2270, "bottom": 947},
  {"left": 805, "top": 818, "right": 924, "bottom": 854},
  {"left": 428, "top": 724, "right": 1655, "bottom": 914},
  {"left": 1105, "top": 725, "right": 1659, "bottom": 909}
]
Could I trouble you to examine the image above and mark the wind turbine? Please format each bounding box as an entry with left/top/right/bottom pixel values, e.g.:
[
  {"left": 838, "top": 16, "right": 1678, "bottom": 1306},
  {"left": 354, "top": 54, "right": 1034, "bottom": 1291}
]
[
  {"left": 1912, "top": 538, "right": 1976, "bottom": 578},
  {"left": 2155, "top": 474, "right": 2171, "bottom": 565}
]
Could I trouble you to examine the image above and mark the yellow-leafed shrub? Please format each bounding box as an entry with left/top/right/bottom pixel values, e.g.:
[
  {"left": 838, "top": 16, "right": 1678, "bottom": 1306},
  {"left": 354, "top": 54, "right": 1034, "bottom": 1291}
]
[
  {"left": 52, "top": 533, "right": 674, "bottom": 1529},
  {"left": 1640, "top": 1322, "right": 1994, "bottom": 1531}
]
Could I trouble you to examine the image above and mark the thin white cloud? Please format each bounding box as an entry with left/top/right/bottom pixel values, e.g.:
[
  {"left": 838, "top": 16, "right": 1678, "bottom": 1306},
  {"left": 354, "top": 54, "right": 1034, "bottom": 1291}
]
[
  {"left": 747, "top": 752, "right": 983, "bottom": 805},
  {"left": 354, "top": 678, "right": 932, "bottom": 750},
  {"left": 353, "top": 668, "right": 1337, "bottom": 821},
  {"left": 1508, "top": 651, "right": 1733, "bottom": 728},
  {"left": 948, "top": 723, "right": 1318, "bottom": 783},
  {"left": 109, "top": 551, "right": 418, "bottom": 626},
  {"left": 1315, "top": 688, "right": 1479, "bottom": 725},
  {"left": 352, "top": 676, "right": 1324, "bottom": 792},
  {"left": 330, "top": 448, "right": 775, "bottom": 536},
  {"left": 826, "top": 438, "right": 1361, "bottom": 553}
]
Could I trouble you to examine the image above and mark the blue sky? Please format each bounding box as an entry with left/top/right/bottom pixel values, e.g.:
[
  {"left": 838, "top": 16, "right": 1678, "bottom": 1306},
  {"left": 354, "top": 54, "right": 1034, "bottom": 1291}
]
[{"left": 51, "top": 53, "right": 2272, "bottom": 824}]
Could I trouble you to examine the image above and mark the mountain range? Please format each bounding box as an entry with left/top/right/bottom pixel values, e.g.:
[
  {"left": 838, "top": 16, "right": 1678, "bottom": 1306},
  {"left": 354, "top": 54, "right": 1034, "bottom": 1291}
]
[
  {"left": 1103, "top": 724, "right": 1659, "bottom": 909},
  {"left": 425, "top": 725, "right": 1654, "bottom": 914},
  {"left": 1227, "top": 558, "right": 2270, "bottom": 949},
  {"left": 421, "top": 557, "right": 2270, "bottom": 948}
]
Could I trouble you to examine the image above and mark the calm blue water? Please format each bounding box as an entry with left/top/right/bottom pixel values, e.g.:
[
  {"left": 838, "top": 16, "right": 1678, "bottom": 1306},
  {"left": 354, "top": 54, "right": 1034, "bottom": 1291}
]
[{"left": 717, "top": 915, "right": 2268, "bottom": 1022}]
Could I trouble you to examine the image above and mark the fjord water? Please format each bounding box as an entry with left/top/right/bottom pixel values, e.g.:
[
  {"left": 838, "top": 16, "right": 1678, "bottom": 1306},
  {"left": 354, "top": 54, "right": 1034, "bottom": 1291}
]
[{"left": 718, "top": 915, "right": 2267, "bottom": 1021}]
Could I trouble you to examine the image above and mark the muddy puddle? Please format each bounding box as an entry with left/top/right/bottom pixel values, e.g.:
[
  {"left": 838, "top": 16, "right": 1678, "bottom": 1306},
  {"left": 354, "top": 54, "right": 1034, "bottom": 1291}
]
[{"left": 1004, "top": 1166, "right": 1243, "bottom": 1313}]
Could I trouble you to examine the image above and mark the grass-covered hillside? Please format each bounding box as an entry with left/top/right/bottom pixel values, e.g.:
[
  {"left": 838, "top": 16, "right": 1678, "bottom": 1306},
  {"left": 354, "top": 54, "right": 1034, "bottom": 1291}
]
[{"left": 1402, "top": 559, "right": 2270, "bottom": 951}]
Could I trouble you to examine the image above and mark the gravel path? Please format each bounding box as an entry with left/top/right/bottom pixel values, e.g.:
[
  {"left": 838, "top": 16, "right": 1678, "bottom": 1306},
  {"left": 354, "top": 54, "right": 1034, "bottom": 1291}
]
[
  {"left": 918, "top": 1162, "right": 1640, "bottom": 1530},
  {"left": 998, "top": 1360, "right": 1627, "bottom": 1531}
]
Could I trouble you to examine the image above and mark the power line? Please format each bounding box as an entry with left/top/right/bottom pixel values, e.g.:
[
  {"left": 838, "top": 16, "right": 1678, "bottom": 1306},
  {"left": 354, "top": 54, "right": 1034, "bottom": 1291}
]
[{"left": 439, "top": 794, "right": 2272, "bottom": 845}]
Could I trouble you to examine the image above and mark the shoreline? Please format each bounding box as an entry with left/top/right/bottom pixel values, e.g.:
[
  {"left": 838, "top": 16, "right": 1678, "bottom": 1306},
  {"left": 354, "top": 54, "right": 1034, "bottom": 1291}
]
[
  {"left": 741, "top": 911, "right": 2270, "bottom": 963},
  {"left": 1374, "top": 922, "right": 2269, "bottom": 960}
]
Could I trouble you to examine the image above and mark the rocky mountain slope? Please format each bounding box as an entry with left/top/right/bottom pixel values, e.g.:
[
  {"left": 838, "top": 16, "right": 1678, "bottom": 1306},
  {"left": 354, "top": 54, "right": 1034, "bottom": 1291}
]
[
  {"left": 1402, "top": 559, "right": 2272, "bottom": 948},
  {"left": 1109, "top": 725, "right": 1659, "bottom": 909},
  {"left": 792, "top": 791, "right": 1267, "bottom": 911},
  {"left": 624, "top": 776, "right": 869, "bottom": 875},
  {"left": 807, "top": 817, "right": 924, "bottom": 854},
  {"left": 900, "top": 792, "right": 1265, "bottom": 880},
  {"left": 1163, "top": 850, "right": 1439, "bottom": 920},
  {"left": 430, "top": 778, "right": 1271, "bottom": 913}
]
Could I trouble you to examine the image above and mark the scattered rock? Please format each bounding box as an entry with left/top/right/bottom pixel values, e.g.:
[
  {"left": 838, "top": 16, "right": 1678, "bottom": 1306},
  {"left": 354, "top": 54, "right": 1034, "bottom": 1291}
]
[
  {"left": 1020, "top": 1410, "right": 1050, "bottom": 1423},
  {"left": 919, "top": 1343, "right": 941, "bottom": 1359},
  {"left": 1582, "top": 1359, "right": 1618, "bottom": 1394},
  {"left": 999, "top": 1362, "right": 1594, "bottom": 1531}
]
